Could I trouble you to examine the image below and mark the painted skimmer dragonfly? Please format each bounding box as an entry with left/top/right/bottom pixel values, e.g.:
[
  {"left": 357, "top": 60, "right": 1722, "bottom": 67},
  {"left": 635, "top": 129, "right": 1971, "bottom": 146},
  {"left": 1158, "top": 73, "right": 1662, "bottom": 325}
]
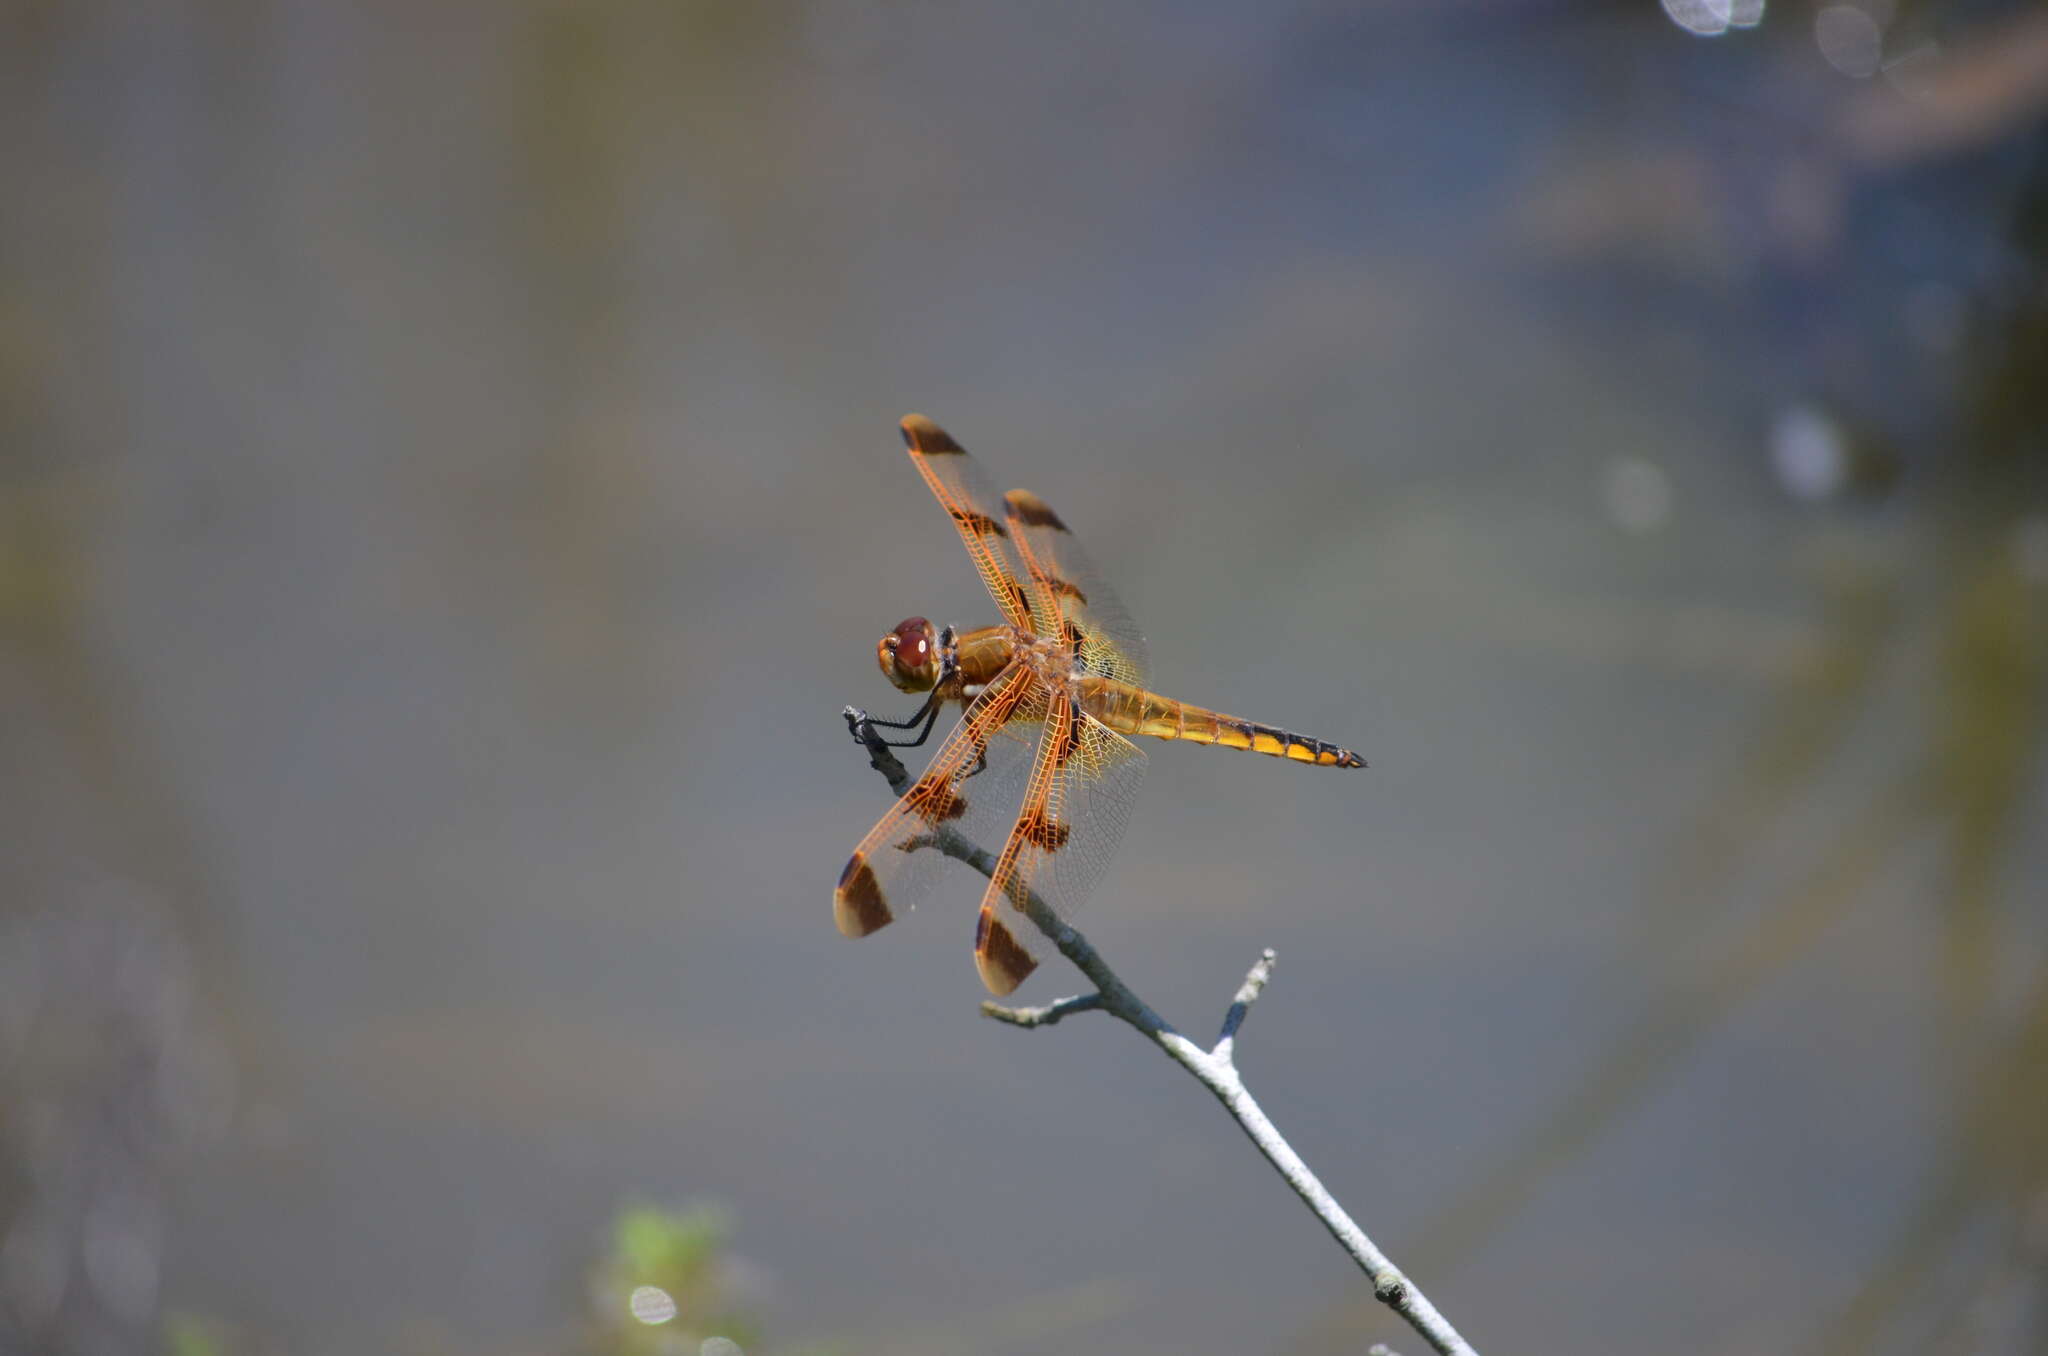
[{"left": 837, "top": 415, "right": 1364, "bottom": 995}]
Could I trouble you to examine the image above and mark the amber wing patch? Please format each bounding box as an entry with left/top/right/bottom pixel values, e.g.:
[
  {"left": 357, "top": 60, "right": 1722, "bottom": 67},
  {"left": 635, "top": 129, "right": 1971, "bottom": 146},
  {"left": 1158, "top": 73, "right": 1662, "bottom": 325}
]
[{"left": 905, "top": 771, "right": 967, "bottom": 822}]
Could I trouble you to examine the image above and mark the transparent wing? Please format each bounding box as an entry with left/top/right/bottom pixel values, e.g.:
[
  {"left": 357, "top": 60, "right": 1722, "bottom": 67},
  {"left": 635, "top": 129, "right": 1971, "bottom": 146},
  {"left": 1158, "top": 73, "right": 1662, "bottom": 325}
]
[
  {"left": 1041, "top": 712, "right": 1150, "bottom": 918},
  {"left": 973, "top": 686, "right": 1150, "bottom": 995},
  {"left": 1003, "top": 488, "right": 1148, "bottom": 689},
  {"left": 836, "top": 663, "right": 1047, "bottom": 939},
  {"left": 899, "top": 414, "right": 1038, "bottom": 633}
]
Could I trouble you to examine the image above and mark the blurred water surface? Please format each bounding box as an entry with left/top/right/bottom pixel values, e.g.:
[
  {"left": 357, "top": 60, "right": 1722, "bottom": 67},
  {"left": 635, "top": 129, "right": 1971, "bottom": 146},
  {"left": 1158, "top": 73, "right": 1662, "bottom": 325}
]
[{"left": 4, "top": 3, "right": 2046, "bottom": 1354}]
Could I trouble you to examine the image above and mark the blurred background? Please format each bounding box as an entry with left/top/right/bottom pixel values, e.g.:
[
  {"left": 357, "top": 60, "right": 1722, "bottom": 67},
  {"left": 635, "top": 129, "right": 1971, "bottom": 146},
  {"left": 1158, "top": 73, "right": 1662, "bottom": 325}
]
[{"left": 4, "top": 2, "right": 2046, "bottom": 1354}]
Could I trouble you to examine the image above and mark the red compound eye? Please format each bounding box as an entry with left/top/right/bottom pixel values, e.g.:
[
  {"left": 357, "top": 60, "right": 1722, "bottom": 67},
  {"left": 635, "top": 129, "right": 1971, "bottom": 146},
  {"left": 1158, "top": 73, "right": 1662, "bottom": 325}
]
[
  {"left": 893, "top": 617, "right": 933, "bottom": 659},
  {"left": 878, "top": 617, "right": 939, "bottom": 690}
]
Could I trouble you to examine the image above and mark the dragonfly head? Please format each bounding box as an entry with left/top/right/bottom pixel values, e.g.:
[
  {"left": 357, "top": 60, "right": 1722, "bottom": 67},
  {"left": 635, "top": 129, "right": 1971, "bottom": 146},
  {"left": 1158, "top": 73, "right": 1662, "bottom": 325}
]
[{"left": 877, "top": 616, "right": 942, "bottom": 692}]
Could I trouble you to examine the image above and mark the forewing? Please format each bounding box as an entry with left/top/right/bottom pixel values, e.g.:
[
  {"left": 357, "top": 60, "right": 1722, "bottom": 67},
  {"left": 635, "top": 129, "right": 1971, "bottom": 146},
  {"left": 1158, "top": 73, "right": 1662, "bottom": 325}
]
[
  {"left": 899, "top": 414, "right": 1036, "bottom": 632},
  {"left": 835, "top": 663, "right": 1047, "bottom": 939},
  {"left": 972, "top": 688, "right": 1150, "bottom": 995},
  {"left": 1003, "top": 489, "right": 1149, "bottom": 688}
]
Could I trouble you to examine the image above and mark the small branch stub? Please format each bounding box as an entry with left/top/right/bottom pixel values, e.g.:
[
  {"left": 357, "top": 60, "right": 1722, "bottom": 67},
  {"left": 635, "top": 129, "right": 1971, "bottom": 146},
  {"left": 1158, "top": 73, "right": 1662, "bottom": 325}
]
[{"left": 981, "top": 992, "right": 1105, "bottom": 1028}]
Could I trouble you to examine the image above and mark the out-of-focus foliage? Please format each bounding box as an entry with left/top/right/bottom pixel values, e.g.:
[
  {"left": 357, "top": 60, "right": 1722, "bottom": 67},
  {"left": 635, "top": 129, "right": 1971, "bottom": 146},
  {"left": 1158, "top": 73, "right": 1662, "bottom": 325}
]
[
  {"left": 587, "top": 1205, "right": 758, "bottom": 1356},
  {"left": 164, "top": 1313, "right": 229, "bottom": 1356}
]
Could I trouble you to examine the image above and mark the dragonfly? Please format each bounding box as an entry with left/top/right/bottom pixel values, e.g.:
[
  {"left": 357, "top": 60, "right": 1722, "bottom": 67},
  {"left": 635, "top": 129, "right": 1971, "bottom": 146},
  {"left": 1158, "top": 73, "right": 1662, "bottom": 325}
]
[{"left": 836, "top": 414, "right": 1365, "bottom": 996}]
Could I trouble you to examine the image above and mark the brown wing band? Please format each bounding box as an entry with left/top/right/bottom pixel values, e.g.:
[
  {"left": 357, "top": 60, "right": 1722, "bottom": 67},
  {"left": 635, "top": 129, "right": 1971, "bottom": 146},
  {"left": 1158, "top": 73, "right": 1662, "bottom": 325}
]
[
  {"left": 901, "top": 413, "right": 966, "bottom": 455},
  {"left": 1004, "top": 490, "right": 1068, "bottom": 531},
  {"left": 974, "top": 908, "right": 1039, "bottom": 995},
  {"left": 906, "top": 772, "right": 967, "bottom": 822},
  {"left": 950, "top": 508, "right": 1008, "bottom": 538},
  {"left": 835, "top": 852, "right": 892, "bottom": 937}
]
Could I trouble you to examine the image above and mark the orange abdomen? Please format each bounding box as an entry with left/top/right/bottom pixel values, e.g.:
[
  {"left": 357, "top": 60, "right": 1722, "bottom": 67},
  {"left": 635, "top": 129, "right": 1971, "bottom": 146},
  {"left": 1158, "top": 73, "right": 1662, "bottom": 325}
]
[{"left": 1080, "top": 677, "right": 1364, "bottom": 768}]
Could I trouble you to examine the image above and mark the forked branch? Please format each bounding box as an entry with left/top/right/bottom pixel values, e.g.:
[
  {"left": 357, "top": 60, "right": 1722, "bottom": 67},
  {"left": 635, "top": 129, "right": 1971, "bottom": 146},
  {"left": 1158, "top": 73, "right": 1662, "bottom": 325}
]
[{"left": 844, "top": 710, "right": 1479, "bottom": 1356}]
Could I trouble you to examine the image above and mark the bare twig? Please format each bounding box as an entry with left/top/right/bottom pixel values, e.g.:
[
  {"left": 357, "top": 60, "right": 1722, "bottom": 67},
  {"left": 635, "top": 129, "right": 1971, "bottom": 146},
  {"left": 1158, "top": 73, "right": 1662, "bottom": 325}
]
[
  {"left": 980, "top": 992, "right": 1105, "bottom": 1028},
  {"left": 846, "top": 714, "right": 1479, "bottom": 1356},
  {"left": 844, "top": 705, "right": 912, "bottom": 787}
]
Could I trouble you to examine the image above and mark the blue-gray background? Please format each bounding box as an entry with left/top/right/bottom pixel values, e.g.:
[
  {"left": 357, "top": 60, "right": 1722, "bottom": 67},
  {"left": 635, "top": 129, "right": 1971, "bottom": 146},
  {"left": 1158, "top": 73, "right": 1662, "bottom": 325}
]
[{"left": 5, "top": 3, "right": 2046, "bottom": 1354}]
